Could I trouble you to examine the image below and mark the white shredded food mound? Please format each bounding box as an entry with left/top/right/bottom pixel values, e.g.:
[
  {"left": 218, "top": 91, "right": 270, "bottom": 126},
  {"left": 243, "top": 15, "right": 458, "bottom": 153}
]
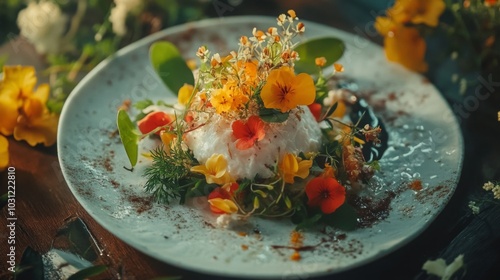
[{"left": 184, "top": 106, "right": 322, "bottom": 179}]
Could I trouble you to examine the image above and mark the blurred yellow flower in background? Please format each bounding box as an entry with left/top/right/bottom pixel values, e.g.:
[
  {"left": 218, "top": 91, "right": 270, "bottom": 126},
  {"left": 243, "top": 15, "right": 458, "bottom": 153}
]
[
  {"left": 375, "top": 0, "right": 445, "bottom": 72},
  {"left": 375, "top": 17, "right": 428, "bottom": 72},
  {"left": 388, "top": 0, "right": 445, "bottom": 27},
  {"left": 0, "top": 66, "right": 60, "bottom": 147},
  {"left": 0, "top": 135, "right": 8, "bottom": 171}
]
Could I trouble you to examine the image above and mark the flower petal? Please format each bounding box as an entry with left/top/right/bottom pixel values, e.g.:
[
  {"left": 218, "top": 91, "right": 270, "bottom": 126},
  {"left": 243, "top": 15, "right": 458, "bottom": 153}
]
[
  {"left": 208, "top": 198, "right": 238, "bottom": 214},
  {"left": 2, "top": 65, "right": 37, "bottom": 98},
  {"left": 137, "top": 111, "right": 173, "bottom": 135},
  {"left": 0, "top": 135, "right": 9, "bottom": 171},
  {"left": 14, "top": 112, "right": 59, "bottom": 146},
  {"left": 295, "top": 159, "right": 313, "bottom": 179},
  {"left": 291, "top": 73, "right": 315, "bottom": 105},
  {"left": 178, "top": 84, "right": 194, "bottom": 105},
  {"left": 0, "top": 95, "right": 20, "bottom": 136}
]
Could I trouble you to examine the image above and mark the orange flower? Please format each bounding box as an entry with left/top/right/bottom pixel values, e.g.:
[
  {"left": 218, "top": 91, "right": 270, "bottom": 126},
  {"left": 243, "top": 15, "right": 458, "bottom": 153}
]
[
  {"left": 137, "top": 111, "right": 174, "bottom": 135},
  {"left": 375, "top": 17, "right": 428, "bottom": 72},
  {"left": 0, "top": 135, "right": 8, "bottom": 171},
  {"left": 305, "top": 177, "right": 345, "bottom": 214},
  {"left": 207, "top": 183, "right": 239, "bottom": 214},
  {"left": 231, "top": 116, "right": 265, "bottom": 150},
  {"left": 279, "top": 153, "right": 313, "bottom": 184},
  {"left": 190, "top": 154, "right": 233, "bottom": 185},
  {"left": 485, "top": 0, "right": 497, "bottom": 6},
  {"left": 315, "top": 57, "right": 327, "bottom": 67},
  {"left": 260, "top": 67, "right": 315, "bottom": 113},
  {"left": 388, "top": 0, "right": 445, "bottom": 27}
]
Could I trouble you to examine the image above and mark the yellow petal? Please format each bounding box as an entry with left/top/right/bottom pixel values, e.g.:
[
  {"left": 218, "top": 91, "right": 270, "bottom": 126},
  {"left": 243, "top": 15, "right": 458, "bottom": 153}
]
[
  {"left": 384, "top": 25, "right": 428, "bottom": 72},
  {"left": 296, "top": 159, "right": 312, "bottom": 179},
  {"left": 3, "top": 66, "right": 37, "bottom": 98},
  {"left": 374, "top": 17, "right": 395, "bottom": 37},
  {"left": 190, "top": 165, "right": 208, "bottom": 175},
  {"left": 0, "top": 95, "right": 20, "bottom": 136},
  {"left": 281, "top": 153, "right": 299, "bottom": 174},
  {"left": 291, "top": 73, "right": 315, "bottom": 106},
  {"left": 0, "top": 135, "right": 9, "bottom": 171},
  {"left": 280, "top": 153, "right": 299, "bottom": 184},
  {"left": 13, "top": 112, "right": 59, "bottom": 146},
  {"left": 208, "top": 198, "right": 238, "bottom": 214},
  {"left": 178, "top": 84, "right": 194, "bottom": 105}
]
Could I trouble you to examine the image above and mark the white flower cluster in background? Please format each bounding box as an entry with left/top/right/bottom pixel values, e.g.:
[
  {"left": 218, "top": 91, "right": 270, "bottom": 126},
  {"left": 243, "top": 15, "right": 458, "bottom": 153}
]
[
  {"left": 483, "top": 181, "right": 500, "bottom": 200},
  {"left": 17, "top": 1, "right": 68, "bottom": 54},
  {"left": 109, "top": 0, "right": 144, "bottom": 36}
]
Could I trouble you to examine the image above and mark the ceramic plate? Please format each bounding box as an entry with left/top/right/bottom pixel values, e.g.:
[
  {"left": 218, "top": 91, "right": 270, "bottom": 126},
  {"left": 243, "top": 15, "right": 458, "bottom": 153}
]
[{"left": 58, "top": 16, "right": 463, "bottom": 279}]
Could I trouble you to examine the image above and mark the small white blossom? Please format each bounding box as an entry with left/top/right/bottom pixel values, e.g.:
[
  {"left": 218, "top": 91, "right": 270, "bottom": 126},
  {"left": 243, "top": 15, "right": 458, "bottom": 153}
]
[
  {"left": 109, "top": 0, "right": 144, "bottom": 36},
  {"left": 422, "top": 254, "right": 464, "bottom": 280},
  {"left": 493, "top": 186, "right": 500, "bottom": 200},
  {"left": 323, "top": 89, "right": 344, "bottom": 107},
  {"left": 17, "top": 1, "right": 67, "bottom": 54},
  {"left": 482, "top": 181, "right": 494, "bottom": 191}
]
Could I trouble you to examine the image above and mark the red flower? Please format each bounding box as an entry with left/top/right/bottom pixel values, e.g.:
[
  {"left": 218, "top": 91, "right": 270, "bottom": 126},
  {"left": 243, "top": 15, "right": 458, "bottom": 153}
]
[
  {"left": 308, "top": 103, "right": 322, "bottom": 122},
  {"left": 231, "top": 115, "right": 265, "bottom": 150},
  {"left": 305, "top": 177, "right": 346, "bottom": 214},
  {"left": 137, "top": 111, "right": 173, "bottom": 135}
]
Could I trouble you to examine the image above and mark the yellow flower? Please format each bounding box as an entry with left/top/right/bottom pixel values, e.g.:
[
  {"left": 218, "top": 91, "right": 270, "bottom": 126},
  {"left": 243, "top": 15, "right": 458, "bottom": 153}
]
[
  {"left": 279, "top": 153, "right": 313, "bottom": 184},
  {"left": 210, "top": 86, "right": 233, "bottom": 114},
  {"left": 178, "top": 84, "right": 194, "bottom": 105},
  {"left": 388, "top": 0, "right": 445, "bottom": 27},
  {"left": 0, "top": 65, "right": 59, "bottom": 146},
  {"left": 208, "top": 198, "right": 238, "bottom": 214},
  {"left": 260, "top": 67, "right": 315, "bottom": 113},
  {"left": 210, "top": 82, "right": 249, "bottom": 114},
  {"left": 191, "top": 154, "right": 233, "bottom": 185},
  {"left": 0, "top": 135, "right": 8, "bottom": 171},
  {"left": 14, "top": 84, "right": 59, "bottom": 146},
  {"left": 2, "top": 65, "right": 37, "bottom": 99},
  {"left": 0, "top": 92, "right": 20, "bottom": 136},
  {"left": 375, "top": 17, "right": 428, "bottom": 72}
]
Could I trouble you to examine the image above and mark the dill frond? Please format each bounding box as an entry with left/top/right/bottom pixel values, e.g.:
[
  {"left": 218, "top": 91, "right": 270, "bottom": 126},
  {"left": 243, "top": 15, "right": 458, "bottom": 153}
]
[{"left": 143, "top": 145, "right": 198, "bottom": 204}]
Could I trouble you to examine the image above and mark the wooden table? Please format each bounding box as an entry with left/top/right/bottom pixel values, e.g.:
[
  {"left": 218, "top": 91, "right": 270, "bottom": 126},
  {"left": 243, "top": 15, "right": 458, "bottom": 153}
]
[{"left": 2, "top": 1, "right": 500, "bottom": 279}]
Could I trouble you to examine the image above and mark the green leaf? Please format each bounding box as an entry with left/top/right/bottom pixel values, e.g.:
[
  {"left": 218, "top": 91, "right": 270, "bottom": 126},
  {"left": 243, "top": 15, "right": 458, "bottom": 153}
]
[
  {"left": 295, "top": 213, "right": 323, "bottom": 231},
  {"left": 259, "top": 107, "right": 289, "bottom": 123},
  {"left": 117, "top": 109, "right": 140, "bottom": 167},
  {"left": 321, "top": 101, "right": 338, "bottom": 121},
  {"left": 150, "top": 41, "right": 194, "bottom": 94},
  {"left": 67, "top": 265, "right": 108, "bottom": 280},
  {"left": 294, "top": 37, "right": 345, "bottom": 73},
  {"left": 133, "top": 99, "right": 154, "bottom": 110},
  {"left": 322, "top": 203, "right": 358, "bottom": 231}
]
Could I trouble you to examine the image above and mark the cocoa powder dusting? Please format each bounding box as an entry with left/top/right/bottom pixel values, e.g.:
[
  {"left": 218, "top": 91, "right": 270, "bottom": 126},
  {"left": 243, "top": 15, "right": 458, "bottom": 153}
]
[{"left": 349, "top": 191, "right": 396, "bottom": 228}]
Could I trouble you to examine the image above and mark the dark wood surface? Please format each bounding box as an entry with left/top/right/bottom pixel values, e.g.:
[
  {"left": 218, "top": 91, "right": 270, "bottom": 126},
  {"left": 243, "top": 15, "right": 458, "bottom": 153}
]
[{"left": 1, "top": 1, "right": 500, "bottom": 279}]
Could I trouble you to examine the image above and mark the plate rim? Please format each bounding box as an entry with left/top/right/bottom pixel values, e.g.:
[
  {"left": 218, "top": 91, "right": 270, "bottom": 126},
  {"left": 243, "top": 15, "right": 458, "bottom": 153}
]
[{"left": 57, "top": 15, "right": 465, "bottom": 278}]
